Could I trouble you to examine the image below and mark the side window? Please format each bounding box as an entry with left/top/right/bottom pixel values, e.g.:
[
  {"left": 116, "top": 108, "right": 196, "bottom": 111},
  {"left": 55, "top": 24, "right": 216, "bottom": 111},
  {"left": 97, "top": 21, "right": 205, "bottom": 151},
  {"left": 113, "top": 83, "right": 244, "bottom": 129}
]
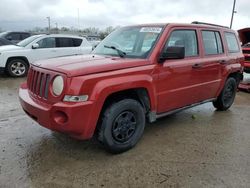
[
  {"left": 224, "top": 32, "right": 240, "bottom": 53},
  {"left": 21, "top": 34, "right": 30, "bottom": 40},
  {"left": 7, "top": 33, "right": 20, "bottom": 41},
  {"left": 215, "top": 32, "right": 224, "bottom": 54},
  {"left": 0, "top": 40, "right": 3, "bottom": 45},
  {"left": 37, "top": 38, "right": 56, "bottom": 48},
  {"left": 202, "top": 31, "right": 224, "bottom": 55},
  {"left": 165, "top": 30, "right": 198, "bottom": 57},
  {"left": 72, "top": 38, "right": 82, "bottom": 47},
  {"left": 56, "top": 38, "right": 74, "bottom": 47}
]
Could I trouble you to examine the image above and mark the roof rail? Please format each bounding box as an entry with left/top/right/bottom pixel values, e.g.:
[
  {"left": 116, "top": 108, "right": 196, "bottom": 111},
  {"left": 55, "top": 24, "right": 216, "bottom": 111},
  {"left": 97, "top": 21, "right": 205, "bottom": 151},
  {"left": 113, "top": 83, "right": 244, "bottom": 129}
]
[{"left": 192, "top": 21, "right": 229, "bottom": 29}]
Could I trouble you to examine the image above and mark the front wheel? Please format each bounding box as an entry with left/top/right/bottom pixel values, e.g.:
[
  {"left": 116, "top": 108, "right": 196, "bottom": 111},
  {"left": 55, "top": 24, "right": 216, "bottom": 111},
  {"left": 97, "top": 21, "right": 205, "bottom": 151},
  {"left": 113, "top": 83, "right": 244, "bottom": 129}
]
[
  {"left": 97, "top": 99, "right": 145, "bottom": 154},
  {"left": 6, "top": 59, "right": 29, "bottom": 77},
  {"left": 213, "top": 77, "right": 237, "bottom": 111}
]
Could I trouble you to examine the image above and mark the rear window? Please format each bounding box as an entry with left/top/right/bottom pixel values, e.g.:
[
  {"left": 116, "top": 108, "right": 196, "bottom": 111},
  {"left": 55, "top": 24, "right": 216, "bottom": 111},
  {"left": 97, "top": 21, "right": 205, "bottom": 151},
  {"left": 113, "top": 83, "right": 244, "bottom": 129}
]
[
  {"left": 7, "top": 33, "right": 21, "bottom": 41},
  {"left": 202, "top": 31, "right": 224, "bottom": 55},
  {"left": 224, "top": 32, "right": 240, "bottom": 53},
  {"left": 21, "top": 33, "right": 30, "bottom": 40}
]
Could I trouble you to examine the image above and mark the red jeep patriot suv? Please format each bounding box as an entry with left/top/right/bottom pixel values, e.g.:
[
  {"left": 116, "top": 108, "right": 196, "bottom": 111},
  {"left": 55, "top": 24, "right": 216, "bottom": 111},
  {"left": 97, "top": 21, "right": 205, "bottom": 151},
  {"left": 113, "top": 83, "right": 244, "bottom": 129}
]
[{"left": 19, "top": 22, "right": 244, "bottom": 153}]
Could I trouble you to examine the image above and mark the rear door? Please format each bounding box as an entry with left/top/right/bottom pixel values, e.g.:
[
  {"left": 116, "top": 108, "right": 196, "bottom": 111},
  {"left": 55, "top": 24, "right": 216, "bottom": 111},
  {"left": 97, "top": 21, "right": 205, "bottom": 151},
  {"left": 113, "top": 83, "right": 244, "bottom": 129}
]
[{"left": 191, "top": 29, "right": 225, "bottom": 101}]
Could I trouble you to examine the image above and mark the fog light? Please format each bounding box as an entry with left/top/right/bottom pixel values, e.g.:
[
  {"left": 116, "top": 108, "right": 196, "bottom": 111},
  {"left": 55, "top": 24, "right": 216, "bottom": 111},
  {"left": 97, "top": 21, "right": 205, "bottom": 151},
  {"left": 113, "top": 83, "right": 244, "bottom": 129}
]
[
  {"left": 54, "top": 111, "right": 68, "bottom": 125},
  {"left": 63, "top": 95, "right": 88, "bottom": 102}
]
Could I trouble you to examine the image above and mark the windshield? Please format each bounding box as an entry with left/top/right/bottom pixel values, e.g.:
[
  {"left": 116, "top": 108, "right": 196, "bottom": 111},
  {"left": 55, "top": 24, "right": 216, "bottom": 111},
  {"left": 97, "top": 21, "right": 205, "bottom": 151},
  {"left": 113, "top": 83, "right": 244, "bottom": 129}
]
[
  {"left": 93, "top": 26, "right": 163, "bottom": 58},
  {"left": 17, "top": 35, "right": 42, "bottom": 47}
]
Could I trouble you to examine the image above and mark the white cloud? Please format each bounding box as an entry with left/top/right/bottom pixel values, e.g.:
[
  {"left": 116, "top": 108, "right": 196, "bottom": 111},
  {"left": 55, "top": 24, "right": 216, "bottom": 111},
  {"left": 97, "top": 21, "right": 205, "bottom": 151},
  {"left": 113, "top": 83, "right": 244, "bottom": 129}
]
[{"left": 0, "top": 0, "right": 249, "bottom": 30}]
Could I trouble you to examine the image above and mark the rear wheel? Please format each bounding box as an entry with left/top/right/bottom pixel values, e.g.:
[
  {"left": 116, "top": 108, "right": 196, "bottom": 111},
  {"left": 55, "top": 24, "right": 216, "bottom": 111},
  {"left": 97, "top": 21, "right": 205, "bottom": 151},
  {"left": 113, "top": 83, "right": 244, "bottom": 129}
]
[
  {"left": 97, "top": 99, "right": 145, "bottom": 154},
  {"left": 213, "top": 77, "right": 237, "bottom": 111},
  {"left": 6, "top": 59, "right": 28, "bottom": 77}
]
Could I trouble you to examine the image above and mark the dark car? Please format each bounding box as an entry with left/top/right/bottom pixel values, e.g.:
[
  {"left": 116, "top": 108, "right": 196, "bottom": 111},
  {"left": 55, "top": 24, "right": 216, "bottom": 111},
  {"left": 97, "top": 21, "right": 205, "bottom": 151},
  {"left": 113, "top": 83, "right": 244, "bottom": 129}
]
[
  {"left": 0, "top": 37, "right": 14, "bottom": 46},
  {"left": 0, "top": 31, "right": 31, "bottom": 44}
]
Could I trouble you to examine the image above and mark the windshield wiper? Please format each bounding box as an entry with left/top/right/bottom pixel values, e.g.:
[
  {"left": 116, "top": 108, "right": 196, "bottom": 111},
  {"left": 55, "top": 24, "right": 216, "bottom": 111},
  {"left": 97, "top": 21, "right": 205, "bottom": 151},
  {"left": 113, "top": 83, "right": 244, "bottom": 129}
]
[{"left": 104, "top": 45, "right": 126, "bottom": 58}]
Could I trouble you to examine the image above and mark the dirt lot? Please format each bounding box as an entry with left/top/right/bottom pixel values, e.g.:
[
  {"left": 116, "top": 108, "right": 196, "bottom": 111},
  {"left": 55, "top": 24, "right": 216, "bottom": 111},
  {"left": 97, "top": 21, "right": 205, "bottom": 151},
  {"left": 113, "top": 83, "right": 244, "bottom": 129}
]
[{"left": 0, "top": 74, "right": 250, "bottom": 188}]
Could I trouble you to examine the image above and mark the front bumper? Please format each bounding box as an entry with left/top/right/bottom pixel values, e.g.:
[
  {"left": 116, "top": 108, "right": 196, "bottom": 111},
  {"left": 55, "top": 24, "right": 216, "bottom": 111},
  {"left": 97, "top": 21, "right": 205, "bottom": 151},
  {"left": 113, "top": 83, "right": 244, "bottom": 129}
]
[{"left": 19, "top": 84, "right": 96, "bottom": 140}]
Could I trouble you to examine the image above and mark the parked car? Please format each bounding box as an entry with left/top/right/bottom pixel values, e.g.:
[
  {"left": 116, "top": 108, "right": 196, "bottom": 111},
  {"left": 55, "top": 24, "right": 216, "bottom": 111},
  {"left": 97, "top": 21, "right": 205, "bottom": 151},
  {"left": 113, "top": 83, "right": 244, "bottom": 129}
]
[
  {"left": 238, "top": 28, "right": 250, "bottom": 73},
  {"left": 0, "top": 34, "right": 93, "bottom": 77},
  {"left": 0, "top": 38, "right": 14, "bottom": 46},
  {"left": 19, "top": 22, "right": 244, "bottom": 153},
  {"left": 0, "top": 31, "right": 31, "bottom": 44}
]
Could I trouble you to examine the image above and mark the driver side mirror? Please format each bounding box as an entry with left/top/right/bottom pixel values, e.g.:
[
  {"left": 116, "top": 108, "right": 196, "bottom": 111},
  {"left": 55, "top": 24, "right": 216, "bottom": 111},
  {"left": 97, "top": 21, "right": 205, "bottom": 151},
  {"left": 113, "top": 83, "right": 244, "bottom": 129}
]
[
  {"left": 32, "top": 43, "right": 39, "bottom": 49},
  {"left": 158, "top": 46, "right": 185, "bottom": 63}
]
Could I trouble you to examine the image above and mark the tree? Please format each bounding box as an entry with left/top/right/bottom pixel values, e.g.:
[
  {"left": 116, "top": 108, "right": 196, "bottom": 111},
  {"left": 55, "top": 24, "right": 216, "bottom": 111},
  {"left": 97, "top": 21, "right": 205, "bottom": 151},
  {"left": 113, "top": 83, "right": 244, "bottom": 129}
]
[{"left": 99, "top": 26, "right": 119, "bottom": 39}]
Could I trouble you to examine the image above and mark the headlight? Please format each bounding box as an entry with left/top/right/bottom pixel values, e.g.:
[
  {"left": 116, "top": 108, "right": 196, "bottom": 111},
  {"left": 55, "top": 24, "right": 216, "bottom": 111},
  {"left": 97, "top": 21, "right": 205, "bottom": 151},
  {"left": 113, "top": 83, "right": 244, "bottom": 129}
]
[
  {"left": 52, "top": 76, "right": 64, "bottom": 96},
  {"left": 63, "top": 95, "right": 88, "bottom": 102}
]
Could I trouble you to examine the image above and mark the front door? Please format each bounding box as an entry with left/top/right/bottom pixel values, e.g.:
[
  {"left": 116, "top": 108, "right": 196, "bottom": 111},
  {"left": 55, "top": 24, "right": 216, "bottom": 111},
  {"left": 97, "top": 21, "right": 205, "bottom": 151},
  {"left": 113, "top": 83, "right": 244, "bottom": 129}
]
[{"left": 30, "top": 37, "right": 57, "bottom": 62}]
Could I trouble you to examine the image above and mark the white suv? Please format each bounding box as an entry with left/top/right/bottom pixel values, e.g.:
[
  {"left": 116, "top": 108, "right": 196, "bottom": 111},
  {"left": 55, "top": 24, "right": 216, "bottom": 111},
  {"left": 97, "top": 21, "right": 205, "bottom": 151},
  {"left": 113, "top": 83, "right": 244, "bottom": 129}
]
[{"left": 0, "top": 34, "right": 93, "bottom": 77}]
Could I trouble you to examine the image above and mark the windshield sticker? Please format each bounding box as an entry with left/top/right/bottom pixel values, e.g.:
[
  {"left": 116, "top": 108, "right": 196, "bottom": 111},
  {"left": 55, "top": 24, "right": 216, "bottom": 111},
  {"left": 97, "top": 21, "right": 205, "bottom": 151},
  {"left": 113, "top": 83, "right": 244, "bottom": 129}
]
[{"left": 140, "top": 27, "right": 162, "bottom": 33}]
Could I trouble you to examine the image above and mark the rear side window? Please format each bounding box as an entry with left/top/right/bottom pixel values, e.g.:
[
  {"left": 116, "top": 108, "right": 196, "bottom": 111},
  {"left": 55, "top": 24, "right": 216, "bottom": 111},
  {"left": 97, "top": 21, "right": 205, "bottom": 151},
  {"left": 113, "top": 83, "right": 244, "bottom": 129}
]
[
  {"left": 56, "top": 38, "right": 83, "bottom": 47},
  {"left": 224, "top": 32, "right": 240, "bottom": 53},
  {"left": 165, "top": 30, "right": 198, "bottom": 57},
  {"left": 202, "top": 31, "right": 224, "bottom": 55},
  {"left": 72, "top": 38, "right": 82, "bottom": 47}
]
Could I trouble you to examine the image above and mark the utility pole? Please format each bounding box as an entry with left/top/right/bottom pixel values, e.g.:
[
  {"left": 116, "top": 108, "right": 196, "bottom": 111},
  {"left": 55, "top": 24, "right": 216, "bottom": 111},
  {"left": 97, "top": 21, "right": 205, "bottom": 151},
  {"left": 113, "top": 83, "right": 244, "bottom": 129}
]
[
  {"left": 55, "top": 22, "right": 58, "bottom": 34},
  {"left": 46, "top": 16, "right": 51, "bottom": 34},
  {"left": 77, "top": 8, "right": 80, "bottom": 30},
  {"left": 230, "top": 0, "right": 237, "bottom": 29}
]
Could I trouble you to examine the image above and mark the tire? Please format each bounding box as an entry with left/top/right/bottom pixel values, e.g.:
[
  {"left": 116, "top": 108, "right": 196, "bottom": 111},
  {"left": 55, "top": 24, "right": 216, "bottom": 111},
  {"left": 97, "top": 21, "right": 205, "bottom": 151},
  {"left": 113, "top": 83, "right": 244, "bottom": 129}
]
[
  {"left": 213, "top": 77, "right": 237, "bottom": 111},
  {"left": 97, "top": 99, "right": 145, "bottom": 154},
  {"left": 6, "top": 59, "right": 29, "bottom": 77}
]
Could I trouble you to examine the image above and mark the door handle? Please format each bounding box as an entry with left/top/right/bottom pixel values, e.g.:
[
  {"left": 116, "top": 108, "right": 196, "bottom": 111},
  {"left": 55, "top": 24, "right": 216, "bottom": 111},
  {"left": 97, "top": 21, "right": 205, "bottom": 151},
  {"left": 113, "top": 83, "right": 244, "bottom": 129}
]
[
  {"left": 192, "top": 63, "right": 202, "bottom": 69},
  {"left": 219, "top": 60, "right": 227, "bottom": 65}
]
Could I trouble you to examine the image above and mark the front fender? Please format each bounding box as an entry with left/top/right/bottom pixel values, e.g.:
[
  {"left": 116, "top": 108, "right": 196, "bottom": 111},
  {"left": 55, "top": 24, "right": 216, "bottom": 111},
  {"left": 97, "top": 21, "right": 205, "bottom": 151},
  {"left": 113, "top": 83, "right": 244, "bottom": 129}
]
[
  {"left": 90, "top": 74, "right": 157, "bottom": 110},
  {"left": 78, "top": 74, "right": 157, "bottom": 139}
]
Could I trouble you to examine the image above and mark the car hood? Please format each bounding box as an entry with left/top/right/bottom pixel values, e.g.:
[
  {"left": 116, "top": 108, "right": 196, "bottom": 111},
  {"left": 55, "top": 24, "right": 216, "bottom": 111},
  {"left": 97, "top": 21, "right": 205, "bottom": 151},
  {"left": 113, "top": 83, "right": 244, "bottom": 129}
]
[
  {"left": 0, "top": 45, "right": 23, "bottom": 52},
  {"left": 238, "top": 28, "right": 250, "bottom": 46},
  {"left": 33, "top": 54, "right": 149, "bottom": 77}
]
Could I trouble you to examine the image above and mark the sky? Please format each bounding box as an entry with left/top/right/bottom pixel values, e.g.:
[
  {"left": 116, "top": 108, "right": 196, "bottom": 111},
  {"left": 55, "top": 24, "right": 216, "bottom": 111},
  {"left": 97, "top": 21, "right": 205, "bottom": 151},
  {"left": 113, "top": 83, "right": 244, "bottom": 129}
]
[{"left": 0, "top": 0, "right": 249, "bottom": 31}]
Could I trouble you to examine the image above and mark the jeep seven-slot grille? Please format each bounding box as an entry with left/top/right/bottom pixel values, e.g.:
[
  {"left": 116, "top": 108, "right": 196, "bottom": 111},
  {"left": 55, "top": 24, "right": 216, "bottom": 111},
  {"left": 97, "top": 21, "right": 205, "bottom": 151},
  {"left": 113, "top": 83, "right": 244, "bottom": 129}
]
[
  {"left": 243, "top": 50, "right": 250, "bottom": 54},
  {"left": 245, "top": 56, "right": 250, "bottom": 62},
  {"left": 28, "top": 69, "right": 51, "bottom": 99}
]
